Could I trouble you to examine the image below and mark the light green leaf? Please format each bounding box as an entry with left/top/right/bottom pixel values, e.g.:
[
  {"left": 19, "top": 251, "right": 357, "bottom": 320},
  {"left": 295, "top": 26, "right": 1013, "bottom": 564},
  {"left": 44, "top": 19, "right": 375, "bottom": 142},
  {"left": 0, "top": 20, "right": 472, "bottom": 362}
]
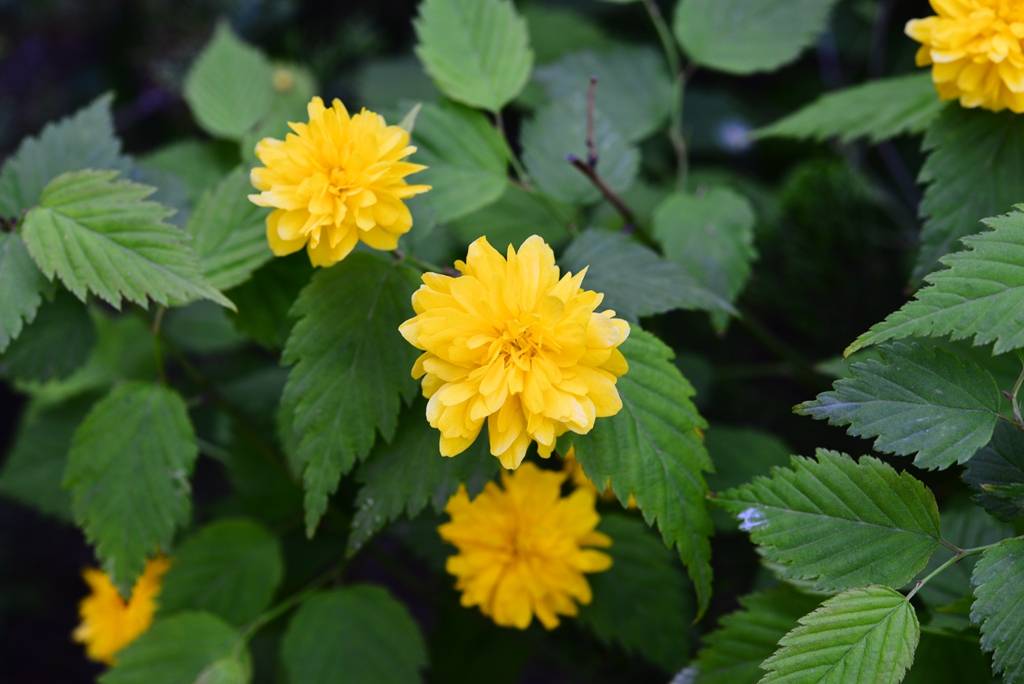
[
  {"left": 522, "top": 93, "right": 638, "bottom": 205},
  {"left": 568, "top": 328, "right": 714, "bottom": 615},
  {"left": 534, "top": 47, "right": 672, "bottom": 142},
  {"left": 0, "top": 94, "right": 129, "bottom": 216},
  {"left": 413, "top": 102, "right": 508, "bottom": 223},
  {"left": 281, "top": 253, "right": 419, "bottom": 536},
  {"left": 101, "top": 612, "right": 248, "bottom": 684},
  {"left": 0, "top": 291, "right": 95, "bottom": 382},
  {"left": 964, "top": 422, "right": 1024, "bottom": 521},
  {"left": 0, "top": 233, "right": 53, "bottom": 353},
  {"left": 578, "top": 514, "right": 693, "bottom": 672},
  {"left": 716, "top": 450, "right": 942, "bottom": 592},
  {"left": 760, "top": 586, "right": 919, "bottom": 684},
  {"left": 21, "top": 170, "right": 232, "bottom": 310},
  {"left": 674, "top": 0, "right": 840, "bottom": 75},
  {"left": 187, "top": 167, "right": 271, "bottom": 291},
  {"left": 757, "top": 74, "right": 946, "bottom": 144},
  {"left": 64, "top": 382, "right": 199, "bottom": 592},
  {"left": 693, "top": 585, "right": 820, "bottom": 684},
  {"left": 240, "top": 62, "right": 318, "bottom": 161},
  {"left": 798, "top": 341, "right": 1002, "bottom": 470},
  {"left": 281, "top": 586, "right": 427, "bottom": 684},
  {"left": 184, "top": 22, "right": 274, "bottom": 140},
  {"left": 971, "top": 537, "right": 1024, "bottom": 683},
  {"left": 348, "top": 399, "right": 498, "bottom": 556},
  {"left": 139, "top": 139, "right": 237, "bottom": 206},
  {"left": 449, "top": 184, "right": 573, "bottom": 249},
  {"left": 559, "top": 229, "right": 735, "bottom": 322},
  {"left": 354, "top": 56, "right": 440, "bottom": 112},
  {"left": 159, "top": 518, "right": 283, "bottom": 625},
  {"left": 227, "top": 254, "right": 311, "bottom": 350},
  {"left": 414, "top": 0, "right": 533, "bottom": 111},
  {"left": 848, "top": 206, "right": 1024, "bottom": 355}
]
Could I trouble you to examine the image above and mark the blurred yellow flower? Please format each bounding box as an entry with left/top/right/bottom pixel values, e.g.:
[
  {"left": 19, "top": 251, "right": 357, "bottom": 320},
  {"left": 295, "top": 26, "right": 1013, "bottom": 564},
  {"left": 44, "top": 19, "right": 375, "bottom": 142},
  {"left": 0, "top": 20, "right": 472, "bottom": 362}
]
[
  {"left": 73, "top": 556, "right": 170, "bottom": 665},
  {"left": 907, "top": 0, "right": 1024, "bottom": 112},
  {"left": 439, "top": 462, "right": 612, "bottom": 629},
  {"left": 249, "top": 96, "right": 430, "bottom": 267},
  {"left": 562, "top": 446, "right": 636, "bottom": 509},
  {"left": 399, "top": 236, "right": 630, "bottom": 469}
]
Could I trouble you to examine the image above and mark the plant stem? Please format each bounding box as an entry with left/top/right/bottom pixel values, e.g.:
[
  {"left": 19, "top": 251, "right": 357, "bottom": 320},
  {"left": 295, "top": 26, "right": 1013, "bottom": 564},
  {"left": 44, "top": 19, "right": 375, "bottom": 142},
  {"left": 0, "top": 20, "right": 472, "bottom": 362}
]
[
  {"left": 568, "top": 155, "right": 637, "bottom": 228},
  {"left": 642, "top": 0, "right": 689, "bottom": 188},
  {"left": 735, "top": 306, "right": 820, "bottom": 387},
  {"left": 151, "top": 307, "right": 166, "bottom": 383},
  {"left": 1010, "top": 358, "right": 1024, "bottom": 427},
  {"left": 239, "top": 563, "right": 345, "bottom": 647},
  {"left": 403, "top": 253, "right": 447, "bottom": 274},
  {"left": 495, "top": 110, "right": 533, "bottom": 188},
  {"left": 906, "top": 540, "right": 1008, "bottom": 601}
]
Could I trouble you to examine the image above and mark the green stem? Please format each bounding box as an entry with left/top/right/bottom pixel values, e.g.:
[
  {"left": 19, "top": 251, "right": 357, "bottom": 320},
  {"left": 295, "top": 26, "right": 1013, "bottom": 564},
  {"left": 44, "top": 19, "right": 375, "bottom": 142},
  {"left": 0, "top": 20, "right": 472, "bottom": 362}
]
[
  {"left": 642, "top": 0, "right": 681, "bottom": 76},
  {"left": 1010, "top": 357, "right": 1024, "bottom": 426},
  {"left": 642, "top": 0, "right": 689, "bottom": 188},
  {"left": 403, "top": 253, "right": 446, "bottom": 274},
  {"left": 906, "top": 540, "right": 1006, "bottom": 601},
  {"left": 238, "top": 563, "right": 345, "bottom": 646},
  {"left": 151, "top": 307, "right": 167, "bottom": 383},
  {"left": 735, "top": 306, "right": 820, "bottom": 388}
]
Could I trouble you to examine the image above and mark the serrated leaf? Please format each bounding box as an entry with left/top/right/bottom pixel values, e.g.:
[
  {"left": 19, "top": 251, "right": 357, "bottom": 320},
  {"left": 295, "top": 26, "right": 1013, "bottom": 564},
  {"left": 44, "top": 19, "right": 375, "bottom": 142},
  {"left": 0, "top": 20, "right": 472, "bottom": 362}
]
[
  {"left": 281, "top": 586, "right": 427, "bottom": 684},
  {"left": 64, "top": 382, "right": 199, "bottom": 592},
  {"left": 281, "top": 253, "right": 419, "bottom": 536},
  {"left": 693, "top": 585, "right": 820, "bottom": 684},
  {"left": 716, "top": 450, "right": 942, "bottom": 592},
  {"left": 760, "top": 586, "right": 919, "bottom": 684},
  {"left": 348, "top": 399, "right": 498, "bottom": 556},
  {"left": 757, "top": 74, "right": 946, "bottom": 144},
  {"left": 227, "top": 253, "right": 311, "bottom": 349},
  {"left": 848, "top": 206, "right": 1024, "bottom": 355},
  {"left": 0, "top": 233, "right": 53, "bottom": 353},
  {"left": 971, "top": 537, "right": 1024, "bottom": 683},
  {"left": 964, "top": 422, "right": 1024, "bottom": 521},
  {"left": 187, "top": 167, "right": 271, "bottom": 291},
  {"left": 578, "top": 514, "right": 693, "bottom": 672},
  {"left": 0, "top": 291, "right": 96, "bottom": 382},
  {"left": 559, "top": 229, "right": 735, "bottom": 322},
  {"left": 674, "top": 0, "right": 840, "bottom": 76},
  {"left": 159, "top": 518, "right": 283, "bottom": 625},
  {"left": 100, "top": 612, "right": 248, "bottom": 684},
  {"left": 21, "top": 170, "right": 232, "bottom": 310},
  {"left": 184, "top": 22, "right": 274, "bottom": 140},
  {"left": 534, "top": 47, "right": 672, "bottom": 142},
  {"left": 522, "top": 93, "right": 638, "bottom": 206},
  {"left": 568, "top": 328, "right": 714, "bottom": 615},
  {"left": 414, "top": 0, "right": 533, "bottom": 111},
  {"left": 0, "top": 94, "right": 129, "bottom": 216},
  {"left": 412, "top": 102, "right": 508, "bottom": 223},
  {"left": 449, "top": 184, "right": 573, "bottom": 249},
  {"left": 798, "top": 341, "right": 1001, "bottom": 470}
]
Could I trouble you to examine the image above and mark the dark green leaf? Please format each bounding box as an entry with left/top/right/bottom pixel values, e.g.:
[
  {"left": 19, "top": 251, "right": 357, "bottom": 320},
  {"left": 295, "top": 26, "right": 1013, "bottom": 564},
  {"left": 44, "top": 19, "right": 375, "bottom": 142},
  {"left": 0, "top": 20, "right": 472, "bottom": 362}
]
[
  {"left": 0, "top": 233, "right": 52, "bottom": 353},
  {"left": 0, "top": 290, "right": 95, "bottom": 382},
  {"left": 965, "top": 422, "right": 1024, "bottom": 521},
  {"left": 449, "top": 184, "right": 573, "bottom": 249},
  {"left": 227, "top": 253, "right": 311, "bottom": 349},
  {"left": 971, "top": 537, "right": 1024, "bottom": 683}
]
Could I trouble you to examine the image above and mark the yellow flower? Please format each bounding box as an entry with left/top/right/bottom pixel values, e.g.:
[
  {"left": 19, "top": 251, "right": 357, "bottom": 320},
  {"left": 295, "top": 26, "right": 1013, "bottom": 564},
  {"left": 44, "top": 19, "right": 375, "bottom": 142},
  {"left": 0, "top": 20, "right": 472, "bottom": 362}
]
[
  {"left": 561, "top": 446, "right": 637, "bottom": 508},
  {"left": 399, "top": 235, "right": 630, "bottom": 469},
  {"left": 73, "top": 557, "right": 170, "bottom": 665},
  {"left": 248, "top": 96, "right": 430, "bottom": 267},
  {"left": 907, "top": 0, "right": 1024, "bottom": 113},
  {"left": 438, "top": 462, "right": 612, "bottom": 629}
]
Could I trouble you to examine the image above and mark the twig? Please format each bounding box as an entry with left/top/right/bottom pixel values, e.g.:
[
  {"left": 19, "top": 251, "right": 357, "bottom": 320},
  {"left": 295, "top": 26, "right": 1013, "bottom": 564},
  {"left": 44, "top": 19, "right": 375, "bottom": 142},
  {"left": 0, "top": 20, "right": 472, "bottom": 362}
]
[{"left": 585, "top": 77, "right": 598, "bottom": 168}]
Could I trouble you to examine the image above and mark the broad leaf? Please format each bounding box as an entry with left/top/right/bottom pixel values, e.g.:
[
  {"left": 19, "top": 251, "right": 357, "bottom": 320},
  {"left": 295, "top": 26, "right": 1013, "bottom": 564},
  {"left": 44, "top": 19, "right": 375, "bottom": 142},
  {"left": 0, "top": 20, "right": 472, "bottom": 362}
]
[
  {"left": 848, "top": 206, "right": 1024, "bottom": 355},
  {"left": 904, "top": 632, "right": 997, "bottom": 684},
  {"left": 281, "top": 586, "right": 427, "bottom": 684},
  {"left": 568, "top": 328, "right": 714, "bottom": 615},
  {"left": 761, "top": 586, "right": 919, "bottom": 684},
  {"left": 674, "top": 0, "right": 840, "bottom": 75},
  {"left": 414, "top": 0, "right": 533, "bottom": 111},
  {"left": 139, "top": 139, "right": 236, "bottom": 206},
  {"left": 241, "top": 62, "right": 318, "bottom": 162},
  {"left": 964, "top": 422, "right": 1024, "bottom": 521},
  {"left": 523, "top": 5, "right": 609, "bottom": 65},
  {"left": 971, "top": 537, "right": 1024, "bottom": 684},
  {"left": 449, "top": 184, "right": 573, "bottom": 249},
  {"left": 159, "top": 518, "right": 284, "bottom": 625},
  {"left": 0, "top": 291, "right": 95, "bottom": 382},
  {"left": 281, "top": 253, "right": 419, "bottom": 536},
  {"left": 705, "top": 426, "right": 791, "bottom": 494},
  {"left": 21, "top": 170, "right": 232, "bottom": 310},
  {"left": 0, "top": 233, "right": 53, "bottom": 353},
  {"left": 798, "top": 341, "right": 1002, "bottom": 470},
  {"left": 227, "top": 254, "right": 311, "bottom": 349},
  {"left": 757, "top": 74, "right": 946, "bottom": 144},
  {"left": 715, "top": 450, "right": 942, "bottom": 591},
  {"left": 64, "top": 382, "right": 199, "bottom": 592}
]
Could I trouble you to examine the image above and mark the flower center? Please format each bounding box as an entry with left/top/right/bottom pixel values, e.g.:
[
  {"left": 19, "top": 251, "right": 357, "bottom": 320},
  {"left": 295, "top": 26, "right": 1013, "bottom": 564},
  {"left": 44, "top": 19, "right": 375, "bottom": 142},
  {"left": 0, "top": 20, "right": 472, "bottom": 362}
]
[
  {"left": 493, "top": 316, "right": 558, "bottom": 368},
  {"left": 327, "top": 167, "right": 355, "bottom": 193}
]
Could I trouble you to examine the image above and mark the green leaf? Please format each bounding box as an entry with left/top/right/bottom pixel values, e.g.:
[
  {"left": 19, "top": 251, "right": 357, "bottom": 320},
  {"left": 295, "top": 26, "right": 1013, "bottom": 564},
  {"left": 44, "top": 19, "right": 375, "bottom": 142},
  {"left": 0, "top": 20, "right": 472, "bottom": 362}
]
[
  {"left": 522, "top": 93, "right": 638, "bottom": 205},
  {"left": 971, "top": 537, "right": 1024, "bottom": 683},
  {"left": 693, "top": 585, "right": 820, "bottom": 684},
  {"left": 705, "top": 426, "right": 791, "bottom": 494},
  {"left": 162, "top": 301, "right": 245, "bottom": 355},
  {"left": 64, "top": 382, "right": 199, "bottom": 592},
  {"left": 674, "top": 0, "right": 840, "bottom": 75},
  {"left": 559, "top": 229, "right": 735, "bottom": 322},
  {"left": 848, "top": 206, "right": 1024, "bottom": 355},
  {"left": 904, "top": 632, "right": 996, "bottom": 684},
  {"left": 522, "top": 5, "right": 609, "bottom": 65},
  {"left": 534, "top": 47, "right": 672, "bottom": 142},
  {"left": 0, "top": 94, "right": 129, "bottom": 216},
  {"left": 354, "top": 56, "right": 440, "bottom": 112},
  {"left": 914, "top": 108, "right": 1024, "bottom": 279},
  {"left": 240, "top": 62, "right": 318, "bottom": 162},
  {"left": 653, "top": 188, "right": 757, "bottom": 331},
  {"left": 159, "top": 518, "right": 283, "bottom": 625},
  {"left": 227, "top": 254, "right": 311, "bottom": 349},
  {"left": 281, "top": 253, "right": 420, "bottom": 536},
  {"left": 100, "top": 612, "right": 248, "bottom": 684},
  {"left": 0, "top": 291, "right": 96, "bottom": 382},
  {"left": 715, "top": 450, "right": 942, "bottom": 592},
  {"left": 349, "top": 399, "right": 498, "bottom": 556},
  {"left": 281, "top": 586, "right": 427, "bottom": 684},
  {"left": 413, "top": 102, "right": 509, "bottom": 223},
  {"left": 568, "top": 328, "right": 714, "bottom": 616},
  {"left": 414, "top": 0, "right": 533, "bottom": 111},
  {"left": 449, "top": 184, "right": 573, "bottom": 249},
  {"left": 0, "top": 233, "right": 52, "bottom": 354},
  {"left": 21, "top": 170, "right": 232, "bottom": 310},
  {"left": 757, "top": 74, "right": 946, "bottom": 144},
  {"left": 578, "top": 514, "right": 693, "bottom": 672},
  {"left": 184, "top": 22, "right": 274, "bottom": 140},
  {"left": 964, "top": 422, "right": 1024, "bottom": 521},
  {"left": 797, "top": 341, "right": 1002, "bottom": 470},
  {"left": 139, "top": 139, "right": 237, "bottom": 206},
  {"left": 760, "top": 586, "right": 919, "bottom": 684}
]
